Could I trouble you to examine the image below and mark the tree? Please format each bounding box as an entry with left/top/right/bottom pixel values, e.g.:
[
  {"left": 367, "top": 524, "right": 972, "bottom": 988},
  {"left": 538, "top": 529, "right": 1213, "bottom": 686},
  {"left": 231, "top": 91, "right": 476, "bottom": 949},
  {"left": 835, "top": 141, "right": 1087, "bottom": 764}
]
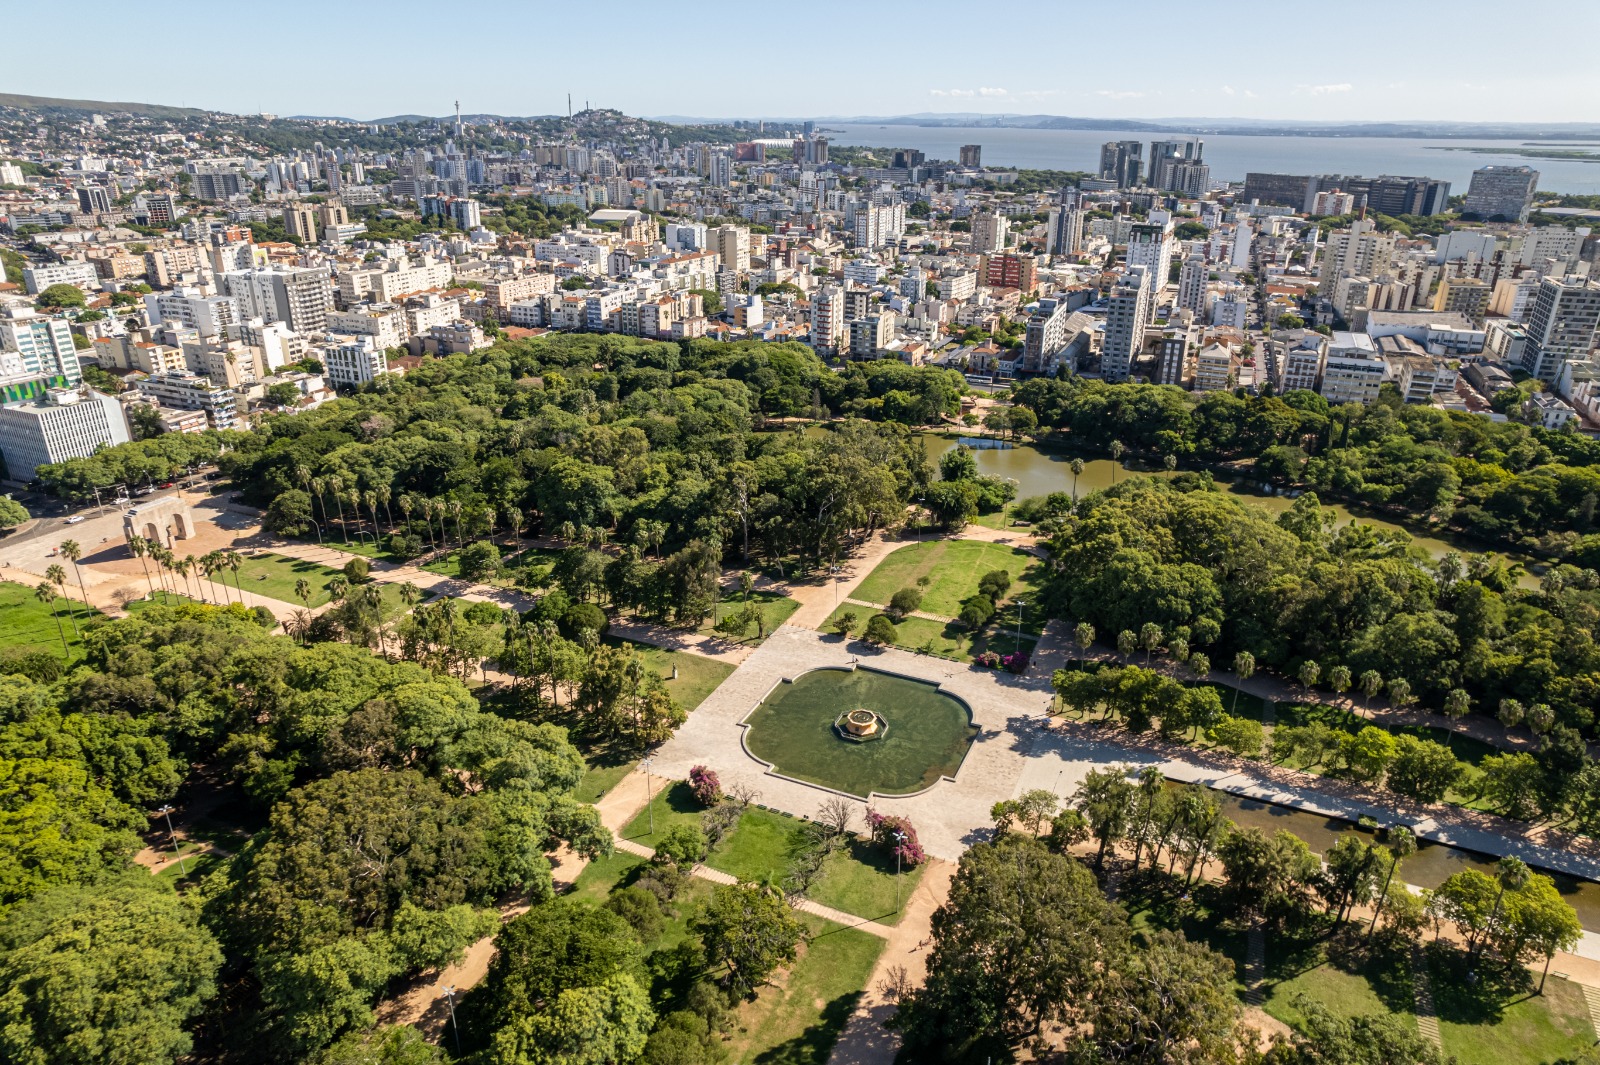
[
  {"left": 1270, "top": 999, "right": 1447, "bottom": 1065},
  {"left": 692, "top": 882, "right": 804, "bottom": 999},
  {"left": 1298, "top": 658, "right": 1320, "bottom": 693},
  {"left": 311, "top": 1026, "right": 444, "bottom": 1065},
  {"left": 888, "top": 586, "right": 923, "bottom": 618},
  {"left": 831, "top": 609, "right": 857, "bottom": 637},
  {"left": 1368, "top": 825, "right": 1417, "bottom": 938},
  {"left": 891, "top": 838, "right": 1127, "bottom": 1061},
  {"left": 35, "top": 283, "right": 85, "bottom": 309},
  {"left": 1116, "top": 629, "right": 1137, "bottom": 659},
  {"left": 457, "top": 540, "right": 501, "bottom": 581},
  {"left": 0, "top": 496, "right": 28, "bottom": 529},
  {"left": 1216, "top": 827, "right": 1321, "bottom": 925},
  {"left": 1230, "top": 650, "right": 1255, "bottom": 716},
  {"left": 1386, "top": 736, "right": 1462, "bottom": 804},
  {"left": 864, "top": 613, "right": 898, "bottom": 645},
  {"left": 0, "top": 880, "right": 223, "bottom": 1065},
  {"left": 1498, "top": 697, "right": 1525, "bottom": 729},
  {"left": 1071, "top": 930, "right": 1243, "bottom": 1065},
  {"left": 1339, "top": 726, "right": 1398, "bottom": 782},
  {"left": 1209, "top": 715, "right": 1264, "bottom": 758},
  {"left": 490, "top": 973, "right": 654, "bottom": 1065},
  {"left": 1075, "top": 765, "right": 1136, "bottom": 869},
  {"left": 1139, "top": 621, "right": 1162, "bottom": 663},
  {"left": 59, "top": 539, "right": 87, "bottom": 622},
  {"left": 1358, "top": 669, "right": 1383, "bottom": 709},
  {"left": 32, "top": 581, "right": 69, "bottom": 658},
  {"left": 1074, "top": 621, "right": 1095, "bottom": 657},
  {"left": 1501, "top": 874, "right": 1582, "bottom": 991}
]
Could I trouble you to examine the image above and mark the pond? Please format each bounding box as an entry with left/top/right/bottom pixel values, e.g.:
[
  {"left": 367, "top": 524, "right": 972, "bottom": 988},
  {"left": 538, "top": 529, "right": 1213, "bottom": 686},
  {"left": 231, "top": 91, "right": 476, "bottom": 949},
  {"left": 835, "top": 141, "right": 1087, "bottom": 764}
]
[
  {"left": 919, "top": 434, "right": 1543, "bottom": 586},
  {"left": 1208, "top": 788, "right": 1600, "bottom": 932},
  {"left": 742, "top": 666, "right": 977, "bottom": 799}
]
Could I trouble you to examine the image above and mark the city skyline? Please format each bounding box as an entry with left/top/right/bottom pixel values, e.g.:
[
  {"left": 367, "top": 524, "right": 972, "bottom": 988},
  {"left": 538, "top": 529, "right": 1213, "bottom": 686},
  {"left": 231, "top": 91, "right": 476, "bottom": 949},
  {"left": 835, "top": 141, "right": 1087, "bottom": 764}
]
[{"left": 6, "top": 0, "right": 1600, "bottom": 124}]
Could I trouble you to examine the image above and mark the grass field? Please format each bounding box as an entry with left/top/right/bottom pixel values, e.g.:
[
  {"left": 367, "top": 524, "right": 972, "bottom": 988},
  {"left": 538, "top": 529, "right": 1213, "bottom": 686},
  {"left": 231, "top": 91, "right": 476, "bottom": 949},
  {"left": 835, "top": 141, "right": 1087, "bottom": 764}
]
[
  {"left": 851, "top": 539, "right": 1043, "bottom": 620},
  {"left": 696, "top": 589, "right": 802, "bottom": 645},
  {"left": 233, "top": 553, "right": 347, "bottom": 606},
  {"left": 821, "top": 602, "right": 1038, "bottom": 664},
  {"left": 705, "top": 807, "right": 810, "bottom": 883},
  {"left": 620, "top": 780, "right": 706, "bottom": 846},
  {"left": 809, "top": 838, "right": 927, "bottom": 925},
  {"left": 0, "top": 579, "right": 102, "bottom": 661}
]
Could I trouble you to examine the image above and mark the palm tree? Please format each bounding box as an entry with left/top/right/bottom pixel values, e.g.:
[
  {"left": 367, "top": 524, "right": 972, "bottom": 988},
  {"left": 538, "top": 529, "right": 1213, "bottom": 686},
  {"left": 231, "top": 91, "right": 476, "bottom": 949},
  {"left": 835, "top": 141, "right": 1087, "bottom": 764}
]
[
  {"left": 399, "top": 494, "right": 417, "bottom": 543},
  {"left": 1074, "top": 621, "right": 1095, "bottom": 660},
  {"left": 199, "top": 552, "right": 221, "bottom": 603},
  {"left": 1473, "top": 857, "right": 1531, "bottom": 959},
  {"left": 226, "top": 551, "right": 245, "bottom": 603},
  {"left": 1109, "top": 439, "right": 1125, "bottom": 484},
  {"left": 376, "top": 485, "right": 394, "bottom": 536},
  {"left": 1498, "top": 698, "right": 1525, "bottom": 730},
  {"left": 1231, "top": 651, "right": 1255, "bottom": 716},
  {"left": 505, "top": 506, "right": 523, "bottom": 547},
  {"left": 34, "top": 582, "right": 69, "bottom": 658},
  {"left": 1527, "top": 702, "right": 1555, "bottom": 735},
  {"left": 1329, "top": 664, "right": 1352, "bottom": 722},
  {"left": 310, "top": 476, "right": 331, "bottom": 532},
  {"left": 328, "top": 576, "right": 348, "bottom": 604},
  {"left": 128, "top": 535, "right": 156, "bottom": 600},
  {"left": 328, "top": 475, "right": 348, "bottom": 545},
  {"left": 286, "top": 608, "right": 312, "bottom": 645},
  {"left": 1388, "top": 677, "right": 1413, "bottom": 709},
  {"left": 59, "top": 540, "right": 88, "bottom": 615},
  {"left": 295, "top": 578, "right": 312, "bottom": 608},
  {"left": 176, "top": 556, "right": 195, "bottom": 601},
  {"left": 1359, "top": 669, "right": 1383, "bottom": 712},
  {"left": 399, "top": 582, "right": 421, "bottom": 610},
  {"left": 1443, "top": 688, "right": 1471, "bottom": 752},
  {"left": 46, "top": 564, "right": 78, "bottom": 638},
  {"left": 1117, "top": 628, "right": 1137, "bottom": 661},
  {"left": 1367, "top": 826, "right": 1417, "bottom": 940},
  {"left": 1163, "top": 453, "right": 1177, "bottom": 479},
  {"left": 1298, "top": 659, "right": 1320, "bottom": 695},
  {"left": 1069, "top": 457, "right": 1085, "bottom": 502},
  {"left": 448, "top": 500, "right": 465, "bottom": 551},
  {"left": 346, "top": 491, "right": 366, "bottom": 548},
  {"left": 1139, "top": 621, "right": 1162, "bottom": 664}
]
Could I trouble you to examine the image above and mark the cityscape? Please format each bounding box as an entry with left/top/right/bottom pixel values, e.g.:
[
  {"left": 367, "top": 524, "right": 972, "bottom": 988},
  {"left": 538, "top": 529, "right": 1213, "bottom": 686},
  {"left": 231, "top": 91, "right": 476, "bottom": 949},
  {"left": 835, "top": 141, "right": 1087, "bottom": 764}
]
[{"left": 5, "top": 41, "right": 1600, "bottom": 1065}]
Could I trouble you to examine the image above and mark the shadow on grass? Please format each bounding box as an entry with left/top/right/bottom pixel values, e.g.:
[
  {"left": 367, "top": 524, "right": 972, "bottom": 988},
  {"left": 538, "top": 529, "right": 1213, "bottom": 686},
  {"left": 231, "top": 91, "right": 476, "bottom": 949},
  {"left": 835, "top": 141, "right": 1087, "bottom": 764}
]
[
  {"left": 620, "top": 780, "right": 701, "bottom": 841},
  {"left": 751, "top": 991, "right": 864, "bottom": 1065},
  {"left": 1426, "top": 942, "right": 1535, "bottom": 1026}
]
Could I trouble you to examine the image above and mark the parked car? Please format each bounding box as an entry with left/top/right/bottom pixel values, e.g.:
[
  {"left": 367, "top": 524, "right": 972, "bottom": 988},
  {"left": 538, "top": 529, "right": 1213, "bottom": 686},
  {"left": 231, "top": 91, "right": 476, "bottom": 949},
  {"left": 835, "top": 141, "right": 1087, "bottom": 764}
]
[{"left": 65, "top": 515, "right": 86, "bottom": 524}]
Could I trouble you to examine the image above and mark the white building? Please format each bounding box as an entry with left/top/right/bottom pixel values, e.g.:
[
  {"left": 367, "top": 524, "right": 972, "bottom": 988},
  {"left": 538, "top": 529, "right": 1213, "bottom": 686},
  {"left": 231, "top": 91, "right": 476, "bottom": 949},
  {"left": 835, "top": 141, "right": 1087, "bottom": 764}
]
[
  {"left": 223, "top": 267, "right": 334, "bottom": 335},
  {"left": 810, "top": 287, "right": 845, "bottom": 355},
  {"left": 1125, "top": 219, "right": 1174, "bottom": 317},
  {"left": 1319, "top": 332, "right": 1386, "bottom": 405},
  {"left": 970, "top": 212, "right": 1010, "bottom": 255},
  {"left": 0, "top": 307, "right": 80, "bottom": 386},
  {"left": 0, "top": 387, "right": 129, "bottom": 480},
  {"left": 1521, "top": 276, "right": 1600, "bottom": 383},
  {"left": 1100, "top": 269, "right": 1150, "bottom": 382},
  {"left": 327, "top": 305, "right": 409, "bottom": 350},
  {"left": 144, "top": 288, "right": 242, "bottom": 340},
  {"left": 322, "top": 335, "right": 390, "bottom": 388},
  {"left": 22, "top": 261, "right": 99, "bottom": 296}
]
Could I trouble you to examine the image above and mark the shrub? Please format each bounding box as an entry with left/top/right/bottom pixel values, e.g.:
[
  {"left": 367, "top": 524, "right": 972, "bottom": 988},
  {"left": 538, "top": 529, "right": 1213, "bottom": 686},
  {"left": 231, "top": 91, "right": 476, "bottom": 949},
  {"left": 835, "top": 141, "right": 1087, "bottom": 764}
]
[
  {"left": 1001, "top": 651, "right": 1029, "bottom": 674},
  {"left": 888, "top": 587, "right": 923, "bottom": 618},
  {"left": 977, "top": 569, "right": 1012, "bottom": 601},
  {"left": 463, "top": 600, "right": 503, "bottom": 625},
  {"left": 457, "top": 539, "right": 501, "bottom": 581},
  {"left": 342, "top": 556, "right": 370, "bottom": 582},
  {"left": 561, "top": 600, "right": 609, "bottom": 640},
  {"left": 832, "top": 610, "right": 858, "bottom": 637},
  {"left": 250, "top": 605, "right": 278, "bottom": 628},
  {"left": 688, "top": 765, "right": 722, "bottom": 807},
  {"left": 865, "top": 809, "right": 926, "bottom": 867},
  {"left": 975, "top": 650, "right": 1002, "bottom": 669},
  {"left": 389, "top": 533, "right": 424, "bottom": 559},
  {"left": 864, "top": 613, "right": 898, "bottom": 645},
  {"left": 958, "top": 595, "right": 995, "bottom": 631},
  {"left": 605, "top": 886, "right": 664, "bottom": 942},
  {"left": 1209, "top": 716, "right": 1265, "bottom": 758},
  {"left": 654, "top": 824, "right": 708, "bottom": 867}
]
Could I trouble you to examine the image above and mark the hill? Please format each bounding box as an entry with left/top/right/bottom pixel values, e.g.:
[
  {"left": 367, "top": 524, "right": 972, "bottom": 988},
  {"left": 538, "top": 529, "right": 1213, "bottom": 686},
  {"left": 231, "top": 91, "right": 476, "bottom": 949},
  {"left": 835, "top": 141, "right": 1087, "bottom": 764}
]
[{"left": 0, "top": 91, "right": 212, "bottom": 119}]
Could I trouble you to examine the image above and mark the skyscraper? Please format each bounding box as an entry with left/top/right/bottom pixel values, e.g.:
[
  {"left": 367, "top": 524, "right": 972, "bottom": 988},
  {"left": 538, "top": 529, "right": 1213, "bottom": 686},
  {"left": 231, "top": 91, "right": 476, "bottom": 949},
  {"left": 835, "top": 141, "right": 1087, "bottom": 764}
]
[
  {"left": 1148, "top": 139, "right": 1203, "bottom": 192},
  {"left": 1521, "top": 276, "right": 1600, "bottom": 382},
  {"left": 1099, "top": 141, "right": 1142, "bottom": 188},
  {"left": 1046, "top": 188, "right": 1083, "bottom": 259},
  {"left": 970, "top": 212, "right": 1009, "bottom": 255},
  {"left": 1124, "top": 218, "right": 1174, "bottom": 317},
  {"left": 1101, "top": 268, "right": 1151, "bottom": 382},
  {"left": 959, "top": 144, "right": 982, "bottom": 168},
  {"left": 1464, "top": 166, "right": 1540, "bottom": 223},
  {"left": 810, "top": 287, "right": 845, "bottom": 355}
]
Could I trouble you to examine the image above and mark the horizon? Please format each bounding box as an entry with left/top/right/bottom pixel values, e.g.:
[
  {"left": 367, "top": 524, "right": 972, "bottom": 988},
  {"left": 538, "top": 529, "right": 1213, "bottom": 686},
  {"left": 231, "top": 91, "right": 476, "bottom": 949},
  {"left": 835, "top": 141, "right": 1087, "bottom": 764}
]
[{"left": 6, "top": 0, "right": 1598, "bottom": 124}]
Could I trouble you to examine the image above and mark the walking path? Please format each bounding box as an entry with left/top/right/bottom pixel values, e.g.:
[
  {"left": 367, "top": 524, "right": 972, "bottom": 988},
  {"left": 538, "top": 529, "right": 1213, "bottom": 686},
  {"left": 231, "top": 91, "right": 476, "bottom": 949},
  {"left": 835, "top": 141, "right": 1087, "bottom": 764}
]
[{"left": 1411, "top": 946, "right": 1443, "bottom": 1048}]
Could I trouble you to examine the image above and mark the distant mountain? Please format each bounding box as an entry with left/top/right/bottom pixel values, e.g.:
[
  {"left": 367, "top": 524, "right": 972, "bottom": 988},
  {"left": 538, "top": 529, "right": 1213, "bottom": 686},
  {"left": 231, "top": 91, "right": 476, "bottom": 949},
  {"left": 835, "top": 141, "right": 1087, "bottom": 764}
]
[{"left": 0, "top": 91, "right": 210, "bottom": 119}]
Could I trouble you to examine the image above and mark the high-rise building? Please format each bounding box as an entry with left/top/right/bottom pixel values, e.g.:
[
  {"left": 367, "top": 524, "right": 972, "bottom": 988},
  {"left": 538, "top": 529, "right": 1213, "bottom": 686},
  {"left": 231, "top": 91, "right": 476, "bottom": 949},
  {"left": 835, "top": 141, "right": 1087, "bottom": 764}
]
[
  {"left": 708, "top": 148, "right": 733, "bottom": 187},
  {"left": 1522, "top": 276, "right": 1600, "bottom": 382},
  {"left": 1320, "top": 218, "right": 1397, "bottom": 290},
  {"left": 0, "top": 308, "right": 81, "bottom": 385},
  {"left": 1241, "top": 172, "right": 1452, "bottom": 216},
  {"left": 981, "top": 253, "right": 1037, "bottom": 292},
  {"left": 711, "top": 225, "right": 751, "bottom": 274},
  {"left": 810, "top": 287, "right": 845, "bottom": 355},
  {"left": 284, "top": 203, "right": 319, "bottom": 243},
  {"left": 21, "top": 262, "right": 98, "bottom": 296},
  {"left": 1125, "top": 218, "right": 1174, "bottom": 317},
  {"left": 1433, "top": 277, "right": 1491, "bottom": 328},
  {"left": 891, "top": 149, "right": 926, "bottom": 170},
  {"left": 1177, "top": 254, "right": 1209, "bottom": 314},
  {"left": 1099, "top": 141, "right": 1142, "bottom": 188},
  {"left": 222, "top": 267, "right": 334, "bottom": 335},
  {"left": 145, "top": 193, "right": 176, "bottom": 227},
  {"left": 959, "top": 145, "right": 982, "bottom": 168},
  {"left": 0, "top": 387, "right": 129, "bottom": 480},
  {"left": 1046, "top": 188, "right": 1083, "bottom": 259},
  {"left": 1148, "top": 139, "right": 1203, "bottom": 192},
  {"left": 852, "top": 203, "right": 905, "bottom": 250},
  {"left": 75, "top": 185, "right": 112, "bottom": 214},
  {"left": 970, "top": 212, "right": 1009, "bottom": 254},
  {"left": 1101, "top": 268, "right": 1150, "bottom": 381},
  {"left": 1464, "top": 166, "right": 1540, "bottom": 223},
  {"left": 193, "top": 169, "right": 247, "bottom": 201}
]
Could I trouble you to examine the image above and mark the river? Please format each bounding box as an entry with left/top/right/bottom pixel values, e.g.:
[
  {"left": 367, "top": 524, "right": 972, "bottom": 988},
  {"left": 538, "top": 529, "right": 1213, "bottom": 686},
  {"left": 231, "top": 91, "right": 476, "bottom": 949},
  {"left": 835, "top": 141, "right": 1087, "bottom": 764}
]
[
  {"left": 919, "top": 434, "right": 1543, "bottom": 587},
  {"left": 824, "top": 122, "right": 1600, "bottom": 194}
]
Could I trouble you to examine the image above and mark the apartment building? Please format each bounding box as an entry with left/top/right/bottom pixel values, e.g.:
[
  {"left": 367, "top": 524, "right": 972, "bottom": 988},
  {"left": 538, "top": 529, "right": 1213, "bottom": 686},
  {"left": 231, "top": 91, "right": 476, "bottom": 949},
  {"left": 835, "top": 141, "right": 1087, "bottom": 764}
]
[{"left": 0, "top": 387, "right": 130, "bottom": 479}]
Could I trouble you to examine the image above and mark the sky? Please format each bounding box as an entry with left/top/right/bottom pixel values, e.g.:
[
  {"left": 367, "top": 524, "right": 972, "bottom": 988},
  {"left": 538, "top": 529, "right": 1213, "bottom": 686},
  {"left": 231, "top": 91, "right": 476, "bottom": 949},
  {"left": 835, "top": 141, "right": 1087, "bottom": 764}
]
[{"left": 8, "top": 0, "right": 1600, "bottom": 125}]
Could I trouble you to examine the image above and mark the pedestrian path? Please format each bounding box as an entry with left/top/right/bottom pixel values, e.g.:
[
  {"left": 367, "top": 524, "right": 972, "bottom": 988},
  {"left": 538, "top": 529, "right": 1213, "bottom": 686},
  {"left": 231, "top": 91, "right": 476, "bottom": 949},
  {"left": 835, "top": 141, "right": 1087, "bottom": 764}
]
[
  {"left": 1580, "top": 982, "right": 1600, "bottom": 1041},
  {"left": 613, "top": 836, "right": 893, "bottom": 937},
  {"left": 1244, "top": 924, "right": 1267, "bottom": 1007},
  {"left": 1411, "top": 946, "right": 1443, "bottom": 1047}
]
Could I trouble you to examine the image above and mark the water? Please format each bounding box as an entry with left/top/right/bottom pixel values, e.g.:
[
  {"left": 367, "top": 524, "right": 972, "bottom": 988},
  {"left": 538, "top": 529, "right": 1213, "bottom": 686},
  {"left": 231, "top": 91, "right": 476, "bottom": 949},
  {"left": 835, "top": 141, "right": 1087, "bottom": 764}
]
[
  {"left": 919, "top": 434, "right": 1543, "bottom": 586},
  {"left": 824, "top": 122, "right": 1600, "bottom": 194},
  {"left": 1212, "top": 790, "right": 1600, "bottom": 930}
]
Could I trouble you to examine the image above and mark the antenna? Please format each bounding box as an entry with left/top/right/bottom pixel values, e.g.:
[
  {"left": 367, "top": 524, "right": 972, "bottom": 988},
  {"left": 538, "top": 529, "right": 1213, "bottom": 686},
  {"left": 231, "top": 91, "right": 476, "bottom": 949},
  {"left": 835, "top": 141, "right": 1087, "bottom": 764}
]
[{"left": 567, "top": 94, "right": 572, "bottom": 118}]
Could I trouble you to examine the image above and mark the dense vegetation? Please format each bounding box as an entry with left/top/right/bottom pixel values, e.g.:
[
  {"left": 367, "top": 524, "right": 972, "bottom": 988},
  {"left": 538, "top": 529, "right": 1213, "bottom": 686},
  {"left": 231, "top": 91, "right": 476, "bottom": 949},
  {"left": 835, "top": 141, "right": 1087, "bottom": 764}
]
[{"left": 1013, "top": 375, "right": 1600, "bottom": 562}]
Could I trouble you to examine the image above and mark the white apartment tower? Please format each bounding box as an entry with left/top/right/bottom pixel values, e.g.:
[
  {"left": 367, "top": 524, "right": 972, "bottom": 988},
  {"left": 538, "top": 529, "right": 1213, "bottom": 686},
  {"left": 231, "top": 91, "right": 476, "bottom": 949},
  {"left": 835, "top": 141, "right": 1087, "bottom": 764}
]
[
  {"left": 810, "top": 287, "right": 846, "bottom": 355},
  {"left": 970, "top": 212, "right": 1010, "bottom": 255},
  {"left": 1100, "top": 269, "right": 1150, "bottom": 382},
  {"left": 1522, "top": 276, "right": 1600, "bottom": 383},
  {"left": 1124, "top": 219, "right": 1174, "bottom": 317},
  {"left": 1177, "top": 254, "right": 1209, "bottom": 315}
]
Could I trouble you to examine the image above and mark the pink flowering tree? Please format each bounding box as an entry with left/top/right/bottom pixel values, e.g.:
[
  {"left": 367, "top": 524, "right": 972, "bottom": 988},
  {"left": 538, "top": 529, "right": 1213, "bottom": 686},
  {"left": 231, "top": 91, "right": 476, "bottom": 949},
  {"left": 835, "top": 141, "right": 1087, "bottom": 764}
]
[
  {"left": 866, "top": 809, "right": 926, "bottom": 867},
  {"left": 688, "top": 764, "right": 722, "bottom": 807}
]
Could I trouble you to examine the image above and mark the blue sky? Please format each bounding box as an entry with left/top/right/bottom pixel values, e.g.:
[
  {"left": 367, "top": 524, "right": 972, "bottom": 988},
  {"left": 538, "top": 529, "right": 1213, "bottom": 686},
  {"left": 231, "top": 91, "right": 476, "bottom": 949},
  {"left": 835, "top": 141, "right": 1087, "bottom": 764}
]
[{"left": 8, "top": 0, "right": 1599, "bottom": 124}]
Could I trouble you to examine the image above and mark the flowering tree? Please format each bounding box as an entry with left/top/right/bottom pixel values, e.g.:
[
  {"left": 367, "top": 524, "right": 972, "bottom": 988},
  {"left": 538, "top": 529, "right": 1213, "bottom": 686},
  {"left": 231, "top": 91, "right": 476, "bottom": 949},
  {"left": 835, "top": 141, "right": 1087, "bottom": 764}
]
[
  {"left": 866, "top": 809, "right": 926, "bottom": 867},
  {"left": 689, "top": 764, "right": 722, "bottom": 807}
]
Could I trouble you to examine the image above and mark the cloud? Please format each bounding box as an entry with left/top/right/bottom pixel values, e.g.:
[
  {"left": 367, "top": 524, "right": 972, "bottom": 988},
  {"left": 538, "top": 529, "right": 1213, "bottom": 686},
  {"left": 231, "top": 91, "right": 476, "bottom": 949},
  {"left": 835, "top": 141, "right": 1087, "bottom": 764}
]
[
  {"left": 977, "top": 87, "right": 1008, "bottom": 97},
  {"left": 1093, "top": 90, "right": 1148, "bottom": 100},
  {"left": 1296, "top": 82, "right": 1353, "bottom": 96},
  {"left": 929, "top": 87, "right": 1009, "bottom": 98},
  {"left": 1220, "top": 85, "right": 1236, "bottom": 96}
]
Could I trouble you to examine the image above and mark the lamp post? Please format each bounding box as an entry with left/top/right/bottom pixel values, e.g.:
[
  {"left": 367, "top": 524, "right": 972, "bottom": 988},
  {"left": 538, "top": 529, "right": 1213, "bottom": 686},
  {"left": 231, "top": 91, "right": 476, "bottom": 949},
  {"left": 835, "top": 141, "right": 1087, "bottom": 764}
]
[
  {"left": 641, "top": 757, "right": 655, "bottom": 836},
  {"left": 894, "top": 829, "right": 907, "bottom": 910},
  {"left": 441, "top": 985, "right": 462, "bottom": 1055},
  {"left": 1015, "top": 599, "right": 1026, "bottom": 656},
  {"left": 916, "top": 496, "right": 925, "bottom": 542},
  {"left": 155, "top": 804, "right": 185, "bottom": 875}
]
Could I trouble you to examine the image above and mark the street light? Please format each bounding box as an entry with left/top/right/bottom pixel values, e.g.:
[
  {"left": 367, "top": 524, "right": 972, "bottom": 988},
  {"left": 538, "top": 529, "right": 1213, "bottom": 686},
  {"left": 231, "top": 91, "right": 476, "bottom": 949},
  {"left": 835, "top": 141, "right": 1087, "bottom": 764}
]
[
  {"left": 155, "top": 804, "right": 185, "bottom": 875},
  {"left": 441, "top": 985, "right": 462, "bottom": 1054},
  {"left": 640, "top": 757, "right": 655, "bottom": 836},
  {"left": 1015, "top": 599, "right": 1026, "bottom": 655},
  {"left": 893, "top": 830, "right": 908, "bottom": 910}
]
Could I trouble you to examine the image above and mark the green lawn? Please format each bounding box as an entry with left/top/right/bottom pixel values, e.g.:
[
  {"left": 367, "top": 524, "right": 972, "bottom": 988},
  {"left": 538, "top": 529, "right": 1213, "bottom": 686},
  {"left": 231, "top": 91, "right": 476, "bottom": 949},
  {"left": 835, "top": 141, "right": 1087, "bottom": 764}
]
[
  {"left": 696, "top": 589, "right": 802, "bottom": 646},
  {"left": 726, "top": 913, "right": 884, "bottom": 1065},
  {"left": 154, "top": 852, "right": 225, "bottom": 892},
  {"left": 1260, "top": 938, "right": 1417, "bottom": 1035},
  {"left": 851, "top": 539, "right": 1043, "bottom": 619},
  {"left": 821, "top": 602, "right": 1038, "bottom": 664},
  {"left": 1429, "top": 948, "right": 1596, "bottom": 1065},
  {"left": 421, "top": 543, "right": 560, "bottom": 587},
  {"left": 125, "top": 593, "right": 204, "bottom": 613},
  {"left": 705, "top": 807, "right": 811, "bottom": 883},
  {"left": 620, "top": 780, "right": 706, "bottom": 846},
  {"left": 0, "top": 580, "right": 102, "bottom": 662},
  {"left": 568, "top": 848, "right": 651, "bottom": 903},
  {"left": 233, "top": 552, "right": 348, "bottom": 606},
  {"left": 808, "top": 839, "right": 927, "bottom": 925}
]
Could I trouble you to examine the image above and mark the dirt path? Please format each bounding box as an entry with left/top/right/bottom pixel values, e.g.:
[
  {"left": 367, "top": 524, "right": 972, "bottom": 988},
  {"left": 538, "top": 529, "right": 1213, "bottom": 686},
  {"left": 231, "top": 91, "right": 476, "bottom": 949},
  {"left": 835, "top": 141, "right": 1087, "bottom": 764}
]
[{"left": 826, "top": 858, "right": 956, "bottom": 1065}]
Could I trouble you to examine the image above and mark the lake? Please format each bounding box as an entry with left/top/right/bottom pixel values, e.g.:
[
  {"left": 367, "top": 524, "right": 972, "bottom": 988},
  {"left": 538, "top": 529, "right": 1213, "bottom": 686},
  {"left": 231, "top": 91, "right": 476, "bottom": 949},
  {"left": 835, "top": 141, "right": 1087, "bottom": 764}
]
[
  {"left": 918, "top": 434, "right": 1544, "bottom": 587},
  {"left": 824, "top": 122, "right": 1600, "bottom": 194}
]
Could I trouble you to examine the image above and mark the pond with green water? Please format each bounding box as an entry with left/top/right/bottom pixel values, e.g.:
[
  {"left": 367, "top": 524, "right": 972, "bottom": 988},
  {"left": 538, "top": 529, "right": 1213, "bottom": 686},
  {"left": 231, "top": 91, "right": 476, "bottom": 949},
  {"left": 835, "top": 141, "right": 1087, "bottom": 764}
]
[{"left": 742, "top": 666, "right": 977, "bottom": 798}]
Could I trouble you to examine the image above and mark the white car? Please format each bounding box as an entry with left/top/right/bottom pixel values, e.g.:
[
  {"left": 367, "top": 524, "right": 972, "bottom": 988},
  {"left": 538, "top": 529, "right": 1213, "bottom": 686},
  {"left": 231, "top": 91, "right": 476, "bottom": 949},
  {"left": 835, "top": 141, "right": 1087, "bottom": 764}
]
[{"left": 64, "top": 516, "right": 86, "bottom": 524}]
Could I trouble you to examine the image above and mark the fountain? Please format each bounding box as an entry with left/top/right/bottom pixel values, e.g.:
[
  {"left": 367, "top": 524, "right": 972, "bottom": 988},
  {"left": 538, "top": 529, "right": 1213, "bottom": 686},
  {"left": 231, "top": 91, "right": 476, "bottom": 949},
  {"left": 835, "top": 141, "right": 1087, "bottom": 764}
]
[{"left": 835, "top": 707, "right": 887, "bottom": 742}]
